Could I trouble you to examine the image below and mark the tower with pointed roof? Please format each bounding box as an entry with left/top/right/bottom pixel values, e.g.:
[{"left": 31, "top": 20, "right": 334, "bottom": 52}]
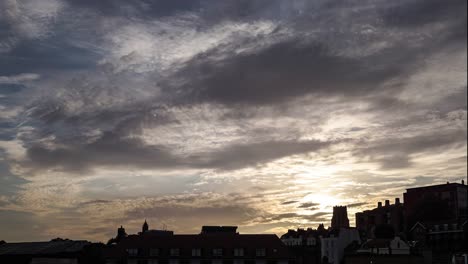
[{"left": 142, "top": 220, "right": 149, "bottom": 233}]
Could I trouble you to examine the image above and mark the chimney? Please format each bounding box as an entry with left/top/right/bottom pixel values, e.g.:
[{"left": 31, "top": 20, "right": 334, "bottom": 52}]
[
  {"left": 462, "top": 180, "right": 465, "bottom": 185},
  {"left": 385, "top": 200, "right": 390, "bottom": 206},
  {"left": 378, "top": 202, "right": 382, "bottom": 208},
  {"left": 395, "top": 198, "right": 400, "bottom": 205}
]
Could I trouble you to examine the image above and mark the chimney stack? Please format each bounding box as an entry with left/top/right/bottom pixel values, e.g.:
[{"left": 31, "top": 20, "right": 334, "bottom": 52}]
[
  {"left": 462, "top": 180, "right": 465, "bottom": 185},
  {"left": 395, "top": 198, "right": 400, "bottom": 205},
  {"left": 385, "top": 200, "right": 390, "bottom": 206},
  {"left": 378, "top": 202, "right": 382, "bottom": 208}
]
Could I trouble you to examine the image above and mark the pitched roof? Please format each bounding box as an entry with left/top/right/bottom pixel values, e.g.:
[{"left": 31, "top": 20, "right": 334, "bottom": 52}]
[
  {"left": 0, "top": 240, "right": 91, "bottom": 255},
  {"left": 409, "top": 222, "right": 427, "bottom": 232}
]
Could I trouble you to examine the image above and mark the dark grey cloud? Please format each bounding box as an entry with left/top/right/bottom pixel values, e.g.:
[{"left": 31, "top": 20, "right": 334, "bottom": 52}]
[
  {"left": 281, "top": 200, "right": 298, "bottom": 205},
  {"left": 381, "top": 0, "right": 467, "bottom": 28},
  {"left": 346, "top": 202, "right": 368, "bottom": 208},
  {"left": 78, "top": 199, "right": 112, "bottom": 206},
  {"left": 0, "top": 39, "right": 100, "bottom": 75},
  {"left": 266, "top": 212, "right": 331, "bottom": 223},
  {"left": 25, "top": 98, "right": 175, "bottom": 146},
  {"left": 24, "top": 133, "right": 333, "bottom": 173},
  {"left": 298, "top": 202, "right": 320, "bottom": 209},
  {"left": 355, "top": 130, "right": 467, "bottom": 170},
  {"left": 174, "top": 40, "right": 407, "bottom": 106},
  {"left": 65, "top": 0, "right": 204, "bottom": 18},
  {"left": 193, "top": 139, "right": 332, "bottom": 170},
  {"left": 24, "top": 131, "right": 181, "bottom": 173}
]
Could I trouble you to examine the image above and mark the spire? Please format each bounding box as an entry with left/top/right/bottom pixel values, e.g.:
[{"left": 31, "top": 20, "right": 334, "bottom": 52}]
[{"left": 142, "top": 219, "right": 149, "bottom": 233}]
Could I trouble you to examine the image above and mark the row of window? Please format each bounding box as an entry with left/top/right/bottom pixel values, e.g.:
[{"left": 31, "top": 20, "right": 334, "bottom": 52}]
[{"left": 127, "top": 248, "right": 267, "bottom": 257}]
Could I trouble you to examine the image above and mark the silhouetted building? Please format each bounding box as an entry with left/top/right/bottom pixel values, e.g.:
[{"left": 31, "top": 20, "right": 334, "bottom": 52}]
[
  {"left": 356, "top": 236, "right": 410, "bottom": 255},
  {"left": 138, "top": 220, "right": 174, "bottom": 237},
  {"left": 321, "top": 228, "right": 360, "bottom": 264},
  {"left": 408, "top": 220, "right": 467, "bottom": 263},
  {"left": 280, "top": 226, "right": 327, "bottom": 264},
  {"left": 200, "top": 226, "right": 239, "bottom": 235},
  {"left": 104, "top": 226, "right": 295, "bottom": 264},
  {"left": 404, "top": 181, "right": 467, "bottom": 230},
  {"left": 108, "top": 225, "right": 128, "bottom": 245},
  {"left": 355, "top": 198, "right": 404, "bottom": 239},
  {"left": 404, "top": 181, "right": 468, "bottom": 263},
  {"left": 331, "top": 206, "right": 349, "bottom": 229},
  {"left": 0, "top": 239, "right": 91, "bottom": 264}
]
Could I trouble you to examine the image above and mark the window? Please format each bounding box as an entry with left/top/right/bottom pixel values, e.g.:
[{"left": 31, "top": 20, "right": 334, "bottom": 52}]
[
  {"left": 127, "top": 248, "right": 138, "bottom": 256},
  {"left": 234, "top": 248, "right": 244, "bottom": 257},
  {"left": 149, "top": 260, "right": 158, "bottom": 264},
  {"left": 191, "top": 260, "right": 201, "bottom": 264},
  {"left": 255, "top": 248, "right": 266, "bottom": 257},
  {"left": 128, "top": 260, "right": 138, "bottom": 264},
  {"left": 150, "top": 248, "right": 159, "bottom": 256},
  {"left": 212, "top": 260, "right": 222, "bottom": 264},
  {"left": 169, "top": 260, "right": 179, "bottom": 264},
  {"left": 192, "top": 248, "right": 202, "bottom": 257},
  {"left": 212, "top": 248, "right": 223, "bottom": 256},
  {"left": 255, "top": 260, "right": 266, "bottom": 264},
  {"left": 170, "top": 248, "right": 180, "bottom": 256},
  {"left": 306, "top": 237, "right": 316, "bottom": 246},
  {"left": 233, "top": 260, "right": 244, "bottom": 264}
]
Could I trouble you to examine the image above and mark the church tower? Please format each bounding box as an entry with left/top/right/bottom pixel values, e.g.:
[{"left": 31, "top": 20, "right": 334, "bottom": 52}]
[
  {"left": 331, "top": 206, "right": 350, "bottom": 229},
  {"left": 142, "top": 219, "right": 149, "bottom": 233}
]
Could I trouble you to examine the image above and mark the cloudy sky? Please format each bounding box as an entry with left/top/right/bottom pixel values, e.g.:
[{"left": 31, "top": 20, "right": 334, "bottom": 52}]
[{"left": 0, "top": 0, "right": 466, "bottom": 242}]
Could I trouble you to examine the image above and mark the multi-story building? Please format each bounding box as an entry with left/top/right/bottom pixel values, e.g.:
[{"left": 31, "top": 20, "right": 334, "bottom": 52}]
[
  {"left": 404, "top": 181, "right": 467, "bottom": 230},
  {"left": 280, "top": 225, "right": 327, "bottom": 247},
  {"left": 104, "top": 224, "right": 295, "bottom": 264},
  {"left": 280, "top": 225, "right": 327, "bottom": 264},
  {"left": 404, "top": 181, "right": 468, "bottom": 263},
  {"left": 320, "top": 228, "right": 360, "bottom": 264},
  {"left": 355, "top": 198, "right": 405, "bottom": 239}
]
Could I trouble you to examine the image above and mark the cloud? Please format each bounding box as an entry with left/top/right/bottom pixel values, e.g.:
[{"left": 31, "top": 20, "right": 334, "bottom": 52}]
[
  {"left": 346, "top": 202, "right": 368, "bottom": 208},
  {"left": 266, "top": 211, "right": 331, "bottom": 223},
  {"left": 298, "top": 202, "right": 320, "bottom": 209},
  {"left": 24, "top": 133, "right": 334, "bottom": 173},
  {"left": 0, "top": 0, "right": 65, "bottom": 53},
  {"left": 281, "top": 200, "right": 298, "bottom": 205},
  {"left": 381, "top": 0, "right": 467, "bottom": 29},
  {"left": 0, "top": 0, "right": 466, "bottom": 242},
  {"left": 174, "top": 40, "right": 406, "bottom": 106},
  {"left": 191, "top": 139, "right": 333, "bottom": 170},
  {"left": 353, "top": 126, "right": 467, "bottom": 170},
  {"left": 0, "top": 73, "right": 39, "bottom": 84}
]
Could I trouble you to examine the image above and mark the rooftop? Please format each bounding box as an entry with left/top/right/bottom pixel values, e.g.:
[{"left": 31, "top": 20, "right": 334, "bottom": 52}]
[{"left": 0, "top": 240, "right": 91, "bottom": 256}]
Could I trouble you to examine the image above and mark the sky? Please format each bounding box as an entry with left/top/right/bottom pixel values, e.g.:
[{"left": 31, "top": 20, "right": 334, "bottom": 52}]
[{"left": 0, "top": 0, "right": 466, "bottom": 242}]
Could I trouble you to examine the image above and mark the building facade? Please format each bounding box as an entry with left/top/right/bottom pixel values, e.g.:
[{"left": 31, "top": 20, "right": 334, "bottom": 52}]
[
  {"left": 320, "top": 228, "right": 360, "bottom": 264},
  {"left": 404, "top": 181, "right": 467, "bottom": 231},
  {"left": 355, "top": 198, "right": 405, "bottom": 239},
  {"left": 280, "top": 226, "right": 327, "bottom": 264},
  {"left": 104, "top": 225, "right": 295, "bottom": 264}
]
